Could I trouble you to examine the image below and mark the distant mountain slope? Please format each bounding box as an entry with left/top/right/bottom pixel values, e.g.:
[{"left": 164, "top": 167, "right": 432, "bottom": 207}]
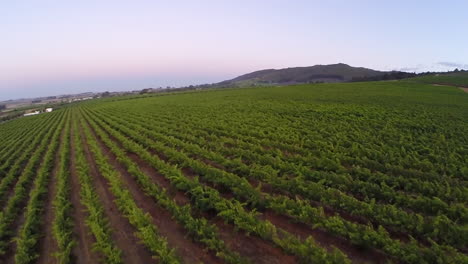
[{"left": 217, "top": 63, "right": 391, "bottom": 87}]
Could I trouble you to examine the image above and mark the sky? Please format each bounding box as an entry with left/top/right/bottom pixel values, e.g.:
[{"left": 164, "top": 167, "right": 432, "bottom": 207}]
[{"left": 1, "top": 0, "right": 468, "bottom": 101}]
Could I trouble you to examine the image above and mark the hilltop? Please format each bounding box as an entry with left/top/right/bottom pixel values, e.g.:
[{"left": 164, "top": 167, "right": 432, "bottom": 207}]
[{"left": 214, "top": 63, "right": 414, "bottom": 87}]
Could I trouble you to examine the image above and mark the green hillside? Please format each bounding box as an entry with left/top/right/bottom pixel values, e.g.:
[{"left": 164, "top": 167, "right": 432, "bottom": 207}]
[
  {"left": 409, "top": 72, "right": 468, "bottom": 87},
  {"left": 217, "top": 63, "right": 393, "bottom": 87}
]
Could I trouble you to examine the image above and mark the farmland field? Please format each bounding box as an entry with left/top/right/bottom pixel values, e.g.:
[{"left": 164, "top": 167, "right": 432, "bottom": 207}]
[
  {"left": 409, "top": 72, "right": 468, "bottom": 87},
  {"left": 0, "top": 81, "right": 467, "bottom": 264}
]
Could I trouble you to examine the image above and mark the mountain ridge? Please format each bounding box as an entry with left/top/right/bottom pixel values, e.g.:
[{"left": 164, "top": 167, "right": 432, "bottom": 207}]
[{"left": 216, "top": 63, "right": 409, "bottom": 87}]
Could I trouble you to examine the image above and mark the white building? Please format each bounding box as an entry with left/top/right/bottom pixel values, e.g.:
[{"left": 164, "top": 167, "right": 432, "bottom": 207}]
[
  {"left": 45, "top": 108, "right": 53, "bottom": 112},
  {"left": 24, "top": 111, "right": 40, "bottom": 117}
]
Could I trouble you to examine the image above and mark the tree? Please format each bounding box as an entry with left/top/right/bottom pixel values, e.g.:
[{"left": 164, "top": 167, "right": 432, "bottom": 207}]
[
  {"left": 139, "top": 88, "right": 152, "bottom": 94},
  {"left": 0, "top": 104, "right": 6, "bottom": 111}
]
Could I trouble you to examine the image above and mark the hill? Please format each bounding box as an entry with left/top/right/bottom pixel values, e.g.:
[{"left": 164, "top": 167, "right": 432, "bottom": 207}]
[
  {"left": 215, "top": 63, "right": 413, "bottom": 87},
  {"left": 408, "top": 71, "right": 468, "bottom": 87}
]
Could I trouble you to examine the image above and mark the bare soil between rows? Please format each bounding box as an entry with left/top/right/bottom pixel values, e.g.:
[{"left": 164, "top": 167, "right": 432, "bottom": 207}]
[
  {"left": 78, "top": 122, "right": 155, "bottom": 264},
  {"left": 69, "top": 124, "right": 101, "bottom": 264},
  {"left": 36, "top": 126, "right": 64, "bottom": 264},
  {"left": 90, "top": 113, "right": 385, "bottom": 264},
  {"left": 85, "top": 119, "right": 223, "bottom": 264},
  {"left": 88, "top": 114, "right": 300, "bottom": 264}
]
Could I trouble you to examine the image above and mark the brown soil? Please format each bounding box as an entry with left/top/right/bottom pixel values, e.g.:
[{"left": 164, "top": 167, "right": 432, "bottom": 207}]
[
  {"left": 36, "top": 128, "right": 63, "bottom": 264},
  {"left": 78, "top": 124, "right": 155, "bottom": 264},
  {"left": 69, "top": 125, "right": 101, "bottom": 264},
  {"left": 460, "top": 87, "right": 468, "bottom": 93}
]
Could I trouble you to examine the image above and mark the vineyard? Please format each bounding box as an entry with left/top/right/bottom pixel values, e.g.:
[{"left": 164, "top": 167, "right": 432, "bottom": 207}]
[
  {"left": 0, "top": 81, "right": 467, "bottom": 264},
  {"left": 409, "top": 72, "right": 468, "bottom": 87}
]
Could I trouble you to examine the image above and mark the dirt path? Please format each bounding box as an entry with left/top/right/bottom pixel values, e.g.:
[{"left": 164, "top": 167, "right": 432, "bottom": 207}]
[
  {"left": 69, "top": 125, "right": 100, "bottom": 264},
  {"left": 36, "top": 128, "right": 63, "bottom": 264},
  {"left": 78, "top": 124, "right": 155, "bottom": 264},
  {"left": 460, "top": 87, "right": 468, "bottom": 93}
]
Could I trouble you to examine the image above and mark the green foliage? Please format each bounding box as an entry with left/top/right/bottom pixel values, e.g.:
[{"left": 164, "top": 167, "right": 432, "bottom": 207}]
[
  {"left": 81, "top": 107, "right": 352, "bottom": 263},
  {"left": 409, "top": 72, "right": 468, "bottom": 87},
  {"left": 14, "top": 109, "right": 67, "bottom": 263},
  {"left": 52, "top": 116, "right": 75, "bottom": 264},
  {"left": 77, "top": 80, "right": 467, "bottom": 263},
  {"left": 84, "top": 113, "right": 248, "bottom": 264},
  {"left": 72, "top": 116, "right": 123, "bottom": 264},
  {"left": 0, "top": 111, "right": 66, "bottom": 257},
  {"left": 80, "top": 116, "right": 179, "bottom": 263},
  {"left": 0, "top": 80, "right": 467, "bottom": 263}
]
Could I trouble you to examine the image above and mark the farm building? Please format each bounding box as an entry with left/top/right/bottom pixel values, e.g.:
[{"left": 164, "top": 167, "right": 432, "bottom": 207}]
[
  {"left": 45, "top": 108, "right": 53, "bottom": 112},
  {"left": 23, "top": 111, "right": 40, "bottom": 117}
]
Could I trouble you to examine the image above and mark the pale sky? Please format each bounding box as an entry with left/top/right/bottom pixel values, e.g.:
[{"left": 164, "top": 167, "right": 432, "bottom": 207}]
[{"left": 1, "top": 0, "right": 467, "bottom": 100}]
